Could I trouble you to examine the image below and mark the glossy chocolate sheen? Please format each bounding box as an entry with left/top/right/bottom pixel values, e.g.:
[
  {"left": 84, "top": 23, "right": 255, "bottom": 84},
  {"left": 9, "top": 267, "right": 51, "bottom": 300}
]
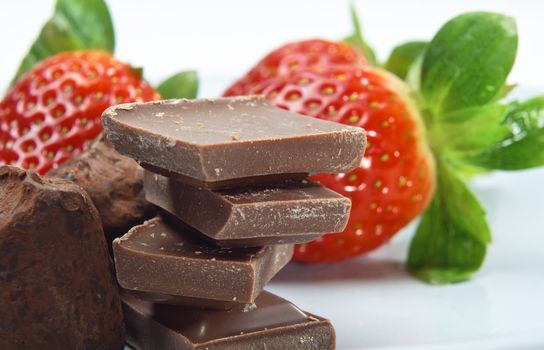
[
  {"left": 48, "top": 136, "right": 155, "bottom": 239},
  {"left": 113, "top": 217, "right": 293, "bottom": 306},
  {"left": 0, "top": 166, "right": 125, "bottom": 350},
  {"left": 145, "top": 171, "right": 351, "bottom": 246},
  {"left": 102, "top": 96, "right": 365, "bottom": 189},
  {"left": 123, "top": 290, "right": 336, "bottom": 350}
]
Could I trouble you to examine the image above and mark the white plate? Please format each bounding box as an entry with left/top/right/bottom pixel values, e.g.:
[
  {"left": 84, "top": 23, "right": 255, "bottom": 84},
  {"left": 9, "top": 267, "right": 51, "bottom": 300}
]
[{"left": 200, "top": 77, "right": 544, "bottom": 350}]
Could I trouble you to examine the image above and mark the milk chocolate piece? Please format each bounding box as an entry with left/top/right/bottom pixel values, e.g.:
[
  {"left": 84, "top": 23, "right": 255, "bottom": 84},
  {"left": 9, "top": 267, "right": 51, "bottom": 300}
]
[
  {"left": 102, "top": 96, "right": 365, "bottom": 189},
  {"left": 142, "top": 163, "right": 308, "bottom": 190},
  {"left": 113, "top": 217, "right": 293, "bottom": 306},
  {"left": 122, "top": 290, "right": 335, "bottom": 350},
  {"left": 48, "top": 136, "right": 155, "bottom": 239},
  {"left": 145, "top": 171, "right": 351, "bottom": 246},
  {"left": 128, "top": 290, "right": 235, "bottom": 310},
  {"left": 0, "top": 166, "right": 124, "bottom": 349}
]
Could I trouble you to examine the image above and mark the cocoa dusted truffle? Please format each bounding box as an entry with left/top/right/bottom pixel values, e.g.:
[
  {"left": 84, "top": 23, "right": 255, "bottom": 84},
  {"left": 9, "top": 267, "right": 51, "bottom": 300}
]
[
  {"left": 48, "top": 137, "right": 155, "bottom": 238},
  {"left": 0, "top": 166, "right": 125, "bottom": 349}
]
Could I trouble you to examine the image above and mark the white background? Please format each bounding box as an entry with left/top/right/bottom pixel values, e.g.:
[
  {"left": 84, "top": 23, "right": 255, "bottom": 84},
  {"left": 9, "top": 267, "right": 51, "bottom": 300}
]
[
  {"left": 1, "top": 2, "right": 544, "bottom": 350},
  {"left": 0, "top": 0, "right": 543, "bottom": 90}
]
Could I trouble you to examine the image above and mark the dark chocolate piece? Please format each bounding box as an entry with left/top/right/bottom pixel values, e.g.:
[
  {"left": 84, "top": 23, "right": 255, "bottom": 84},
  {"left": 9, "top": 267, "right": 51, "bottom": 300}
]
[
  {"left": 122, "top": 290, "right": 335, "bottom": 350},
  {"left": 113, "top": 217, "right": 293, "bottom": 306},
  {"left": 0, "top": 166, "right": 125, "bottom": 350},
  {"left": 145, "top": 171, "right": 351, "bottom": 246},
  {"left": 48, "top": 136, "right": 155, "bottom": 239},
  {"left": 102, "top": 96, "right": 365, "bottom": 189}
]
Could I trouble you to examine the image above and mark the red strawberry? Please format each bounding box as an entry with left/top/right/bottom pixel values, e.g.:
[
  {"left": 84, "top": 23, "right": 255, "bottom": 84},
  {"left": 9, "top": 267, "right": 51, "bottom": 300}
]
[
  {"left": 225, "top": 57, "right": 435, "bottom": 263},
  {"left": 0, "top": 51, "right": 160, "bottom": 175},
  {"left": 225, "top": 39, "right": 367, "bottom": 97}
]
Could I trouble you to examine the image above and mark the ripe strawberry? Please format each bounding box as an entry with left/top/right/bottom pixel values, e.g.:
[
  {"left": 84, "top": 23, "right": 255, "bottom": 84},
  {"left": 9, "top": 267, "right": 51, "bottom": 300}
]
[
  {"left": 0, "top": 51, "right": 160, "bottom": 175},
  {"left": 225, "top": 60, "right": 435, "bottom": 263},
  {"left": 224, "top": 39, "right": 367, "bottom": 97}
]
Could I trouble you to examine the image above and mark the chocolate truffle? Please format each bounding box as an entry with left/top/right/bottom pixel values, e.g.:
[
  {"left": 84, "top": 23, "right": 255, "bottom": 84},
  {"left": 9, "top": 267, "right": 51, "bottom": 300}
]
[
  {"left": 0, "top": 166, "right": 125, "bottom": 349},
  {"left": 48, "top": 136, "right": 155, "bottom": 238}
]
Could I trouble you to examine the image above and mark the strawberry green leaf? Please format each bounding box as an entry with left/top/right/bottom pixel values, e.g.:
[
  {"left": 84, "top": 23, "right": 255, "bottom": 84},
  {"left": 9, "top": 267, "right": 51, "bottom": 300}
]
[
  {"left": 420, "top": 12, "right": 517, "bottom": 115},
  {"left": 440, "top": 153, "right": 489, "bottom": 179},
  {"left": 497, "top": 83, "right": 518, "bottom": 100},
  {"left": 404, "top": 53, "right": 424, "bottom": 93},
  {"left": 343, "top": 4, "right": 377, "bottom": 65},
  {"left": 10, "top": 0, "right": 114, "bottom": 85},
  {"left": 407, "top": 156, "right": 491, "bottom": 284},
  {"left": 433, "top": 103, "right": 511, "bottom": 152},
  {"left": 504, "top": 96, "right": 544, "bottom": 137},
  {"left": 130, "top": 66, "right": 144, "bottom": 80},
  {"left": 157, "top": 71, "right": 199, "bottom": 99},
  {"left": 461, "top": 96, "right": 544, "bottom": 170},
  {"left": 385, "top": 41, "right": 427, "bottom": 80}
]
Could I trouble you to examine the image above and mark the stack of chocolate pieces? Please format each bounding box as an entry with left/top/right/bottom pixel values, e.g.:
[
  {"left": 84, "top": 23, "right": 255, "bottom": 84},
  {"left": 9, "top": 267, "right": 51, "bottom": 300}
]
[{"left": 102, "top": 96, "right": 366, "bottom": 350}]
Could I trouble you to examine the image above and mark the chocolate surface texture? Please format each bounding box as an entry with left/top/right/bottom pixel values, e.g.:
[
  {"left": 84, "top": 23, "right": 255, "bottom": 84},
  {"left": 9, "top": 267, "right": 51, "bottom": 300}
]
[
  {"left": 0, "top": 166, "right": 125, "bottom": 349},
  {"left": 145, "top": 171, "right": 351, "bottom": 246},
  {"left": 113, "top": 216, "right": 293, "bottom": 306},
  {"left": 102, "top": 96, "right": 366, "bottom": 189},
  {"left": 48, "top": 136, "right": 155, "bottom": 238},
  {"left": 127, "top": 290, "right": 237, "bottom": 310},
  {"left": 122, "top": 290, "right": 335, "bottom": 350}
]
